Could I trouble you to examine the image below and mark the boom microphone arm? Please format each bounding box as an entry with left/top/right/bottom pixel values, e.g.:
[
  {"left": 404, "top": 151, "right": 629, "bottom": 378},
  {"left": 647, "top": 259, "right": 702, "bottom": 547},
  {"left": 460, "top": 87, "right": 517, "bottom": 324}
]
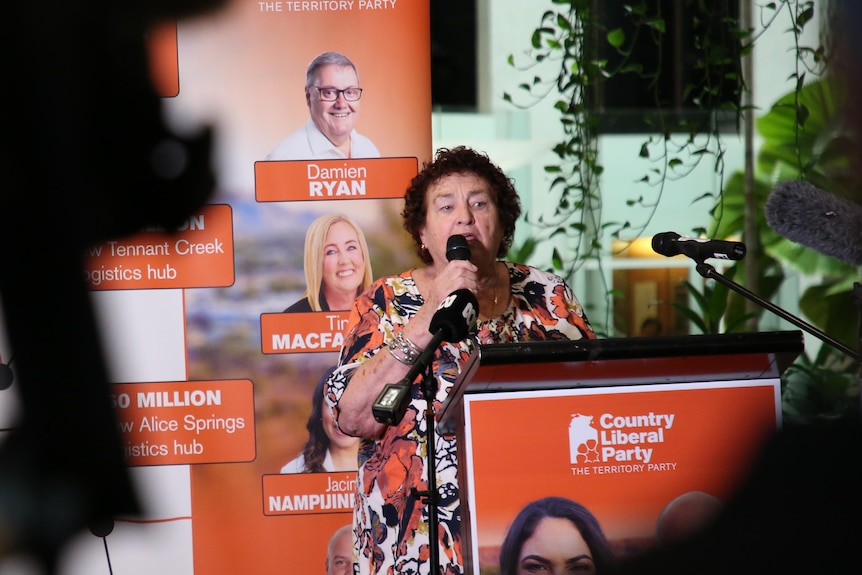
[{"left": 694, "top": 261, "right": 860, "bottom": 362}]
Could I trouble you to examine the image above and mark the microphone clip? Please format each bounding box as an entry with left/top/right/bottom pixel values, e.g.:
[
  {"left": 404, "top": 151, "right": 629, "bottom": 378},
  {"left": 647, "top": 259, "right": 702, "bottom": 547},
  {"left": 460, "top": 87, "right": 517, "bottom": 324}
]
[{"left": 371, "top": 380, "right": 412, "bottom": 426}]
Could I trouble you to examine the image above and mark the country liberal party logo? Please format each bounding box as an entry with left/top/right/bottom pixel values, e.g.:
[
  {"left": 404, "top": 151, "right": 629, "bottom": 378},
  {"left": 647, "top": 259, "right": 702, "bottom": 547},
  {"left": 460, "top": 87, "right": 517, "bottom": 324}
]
[
  {"left": 568, "top": 411, "right": 675, "bottom": 465},
  {"left": 569, "top": 414, "right": 601, "bottom": 463}
]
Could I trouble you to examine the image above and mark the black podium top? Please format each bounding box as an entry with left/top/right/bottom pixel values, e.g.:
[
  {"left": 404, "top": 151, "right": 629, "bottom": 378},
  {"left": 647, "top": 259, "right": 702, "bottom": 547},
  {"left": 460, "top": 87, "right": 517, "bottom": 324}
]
[
  {"left": 438, "top": 330, "right": 804, "bottom": 432},
  {"left": 478, "top": 330, "right": 804, "bottom": 369}
]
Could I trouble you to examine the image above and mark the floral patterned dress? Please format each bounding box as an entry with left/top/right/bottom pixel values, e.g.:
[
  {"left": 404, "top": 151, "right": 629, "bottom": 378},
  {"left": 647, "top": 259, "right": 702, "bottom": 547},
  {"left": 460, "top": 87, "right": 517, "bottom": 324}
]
[{"left": 325, "top": 262, "right": 595, "bottom": 575}]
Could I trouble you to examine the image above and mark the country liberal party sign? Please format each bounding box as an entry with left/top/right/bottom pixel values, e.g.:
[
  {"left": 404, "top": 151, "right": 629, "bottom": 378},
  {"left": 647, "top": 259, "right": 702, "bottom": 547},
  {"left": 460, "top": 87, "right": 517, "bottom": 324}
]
[{"left": 460, "top": 379, "right": 781, "bottom": 574}]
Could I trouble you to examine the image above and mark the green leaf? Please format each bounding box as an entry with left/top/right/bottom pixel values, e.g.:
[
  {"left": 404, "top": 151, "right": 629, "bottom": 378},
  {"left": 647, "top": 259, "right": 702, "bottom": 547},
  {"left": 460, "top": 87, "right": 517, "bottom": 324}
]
[
  {"left": 531, "top": 30, "right": 542, "bottom": 49},
  {"left": 669, "top": 302, "right": 709, "bottom": 334},
  {"left": 619, "top": 63, "right": 644, "bottom": 74},
  {"left": 797, "top": 5, "right": 814, "bottom": 28},
  {"left": 796, "top": 103, "right": 810, "bottom": 127},
  {"left": 638, "top": 143, "right": 650, "bottom": 158},
  {"left": 607, "top": 28, "right": 625, "bottom": 48},
  {"left": 646, "top": 17, "right": 666, "bottom": 34},
  {"left": 556, "top": 14, "right": 572, "bottom": 31},
  {"left": 551, "top": 248, "right": 563, "bottom": 270}
]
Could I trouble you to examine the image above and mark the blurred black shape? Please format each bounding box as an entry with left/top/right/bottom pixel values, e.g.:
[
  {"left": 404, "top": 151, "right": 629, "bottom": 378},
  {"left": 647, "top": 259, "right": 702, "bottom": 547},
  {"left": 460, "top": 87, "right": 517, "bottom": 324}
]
[
  {"left": 0, "top": 0, "right": 225, "bottom": 571},
  {"left": 609, "top": 419, "right": 862, "bottom": 575}
]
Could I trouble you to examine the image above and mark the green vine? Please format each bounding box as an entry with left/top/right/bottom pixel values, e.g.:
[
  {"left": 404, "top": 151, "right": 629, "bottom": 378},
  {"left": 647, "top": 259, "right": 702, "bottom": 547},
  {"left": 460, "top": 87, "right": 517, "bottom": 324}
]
[{"left": 505, "top": 0, "right": 821, "bottom": 336}]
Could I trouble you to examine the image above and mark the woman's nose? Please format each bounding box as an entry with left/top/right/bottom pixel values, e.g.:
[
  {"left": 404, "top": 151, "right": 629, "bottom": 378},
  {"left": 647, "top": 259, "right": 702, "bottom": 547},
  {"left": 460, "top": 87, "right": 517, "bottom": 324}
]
[{"left": 455, "top": 202, "right": 474, "bottom": 224}]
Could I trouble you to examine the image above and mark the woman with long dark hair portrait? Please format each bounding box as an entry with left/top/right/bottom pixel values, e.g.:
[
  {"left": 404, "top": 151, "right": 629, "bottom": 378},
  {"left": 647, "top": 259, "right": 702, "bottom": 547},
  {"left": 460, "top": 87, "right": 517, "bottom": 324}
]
[
  {"left": 281, "top": 366, "right": 359, "bottom": 473},
  {"left": 500, "top": 496, "right": 615, "bottom": 575}
]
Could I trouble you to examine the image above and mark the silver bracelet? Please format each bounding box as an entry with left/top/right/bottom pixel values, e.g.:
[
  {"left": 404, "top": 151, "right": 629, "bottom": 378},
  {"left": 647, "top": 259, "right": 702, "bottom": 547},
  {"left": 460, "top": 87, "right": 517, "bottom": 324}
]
[{"left": 387, "top": 332, "right": 423, "bottom": 365}]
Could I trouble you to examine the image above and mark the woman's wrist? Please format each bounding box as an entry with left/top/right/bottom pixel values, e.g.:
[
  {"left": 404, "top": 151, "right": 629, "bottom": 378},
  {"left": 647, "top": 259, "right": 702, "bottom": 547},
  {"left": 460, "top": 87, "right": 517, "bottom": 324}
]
[{"left": 387, "top": 331, "right": 424, "bottom": 365}]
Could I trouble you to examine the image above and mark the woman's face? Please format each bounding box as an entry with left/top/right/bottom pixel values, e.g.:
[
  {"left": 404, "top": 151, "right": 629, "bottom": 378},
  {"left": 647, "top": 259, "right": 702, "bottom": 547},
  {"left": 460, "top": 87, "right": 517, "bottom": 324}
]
[
  {"left": 517, "top": 517, "right": 596, "bottom": 575},
  {"left": 419, "top": 172, "right": 503, "bottom": 266},
  {"left": 322, "top": 402, "right": 359, "bottom": 451},
  {"left": 321, "top": 220, "right": 365, "bottom": 296}
]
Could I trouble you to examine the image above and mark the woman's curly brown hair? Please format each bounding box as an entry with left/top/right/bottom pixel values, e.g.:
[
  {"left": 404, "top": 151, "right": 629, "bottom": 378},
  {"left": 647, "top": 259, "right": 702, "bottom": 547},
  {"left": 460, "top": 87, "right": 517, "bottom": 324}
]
[{"left": 402, "top": 146, "right": 522, "bottom": 264}]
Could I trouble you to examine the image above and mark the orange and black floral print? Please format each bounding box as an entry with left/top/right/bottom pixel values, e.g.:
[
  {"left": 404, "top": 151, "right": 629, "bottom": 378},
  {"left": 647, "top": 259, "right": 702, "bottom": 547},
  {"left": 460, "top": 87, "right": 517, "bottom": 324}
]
[{"left": 325, "top": 262, "right": 594, "bottom": 575}]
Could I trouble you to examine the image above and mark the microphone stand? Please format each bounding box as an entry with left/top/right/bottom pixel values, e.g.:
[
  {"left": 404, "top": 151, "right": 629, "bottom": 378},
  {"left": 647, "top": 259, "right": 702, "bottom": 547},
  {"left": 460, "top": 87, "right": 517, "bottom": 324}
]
[
  {"left": 854, "top": 282, "right": 862, "bottom": 415},
  {"left": 371, "top": 332, "right": 445, "bottom": 574},
  {"left": 694, "top": 261, "right": 861, "bottom": 362},
  {"left": 855, "top": 283, "right": 862, "bottom": 363},
  {"left": 414, "top": 356, "right": 441, "bottom": 575}
]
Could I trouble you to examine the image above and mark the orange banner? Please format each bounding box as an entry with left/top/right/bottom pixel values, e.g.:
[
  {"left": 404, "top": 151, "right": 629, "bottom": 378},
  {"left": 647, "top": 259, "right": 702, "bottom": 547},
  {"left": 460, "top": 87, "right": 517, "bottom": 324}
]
[
  {"left": 84, "top": 204, "right": 234, "bottom": 290},
  {"left": 262, "top": 472, "right": 358, "bottom": 516},
  {"left": 255, "top": 157, "right": 418, "bottom": 202},
  {"left": 462, "top": 380, "right": 780, "bottom": 571},
  {"left": 260, "top": 311, "right": 351, "bottom": 354},
  {"left": 186, "top": 1, "right": 432, "bottom": 573},
  {"left": 113, "top": 379, "right": 256, "bottom": 466}
]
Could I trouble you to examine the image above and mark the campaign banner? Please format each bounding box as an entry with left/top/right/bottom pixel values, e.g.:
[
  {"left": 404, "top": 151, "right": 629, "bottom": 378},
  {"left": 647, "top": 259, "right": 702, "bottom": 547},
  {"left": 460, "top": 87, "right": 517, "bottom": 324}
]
[
  {"left": 179, "top": 1, "right": 432, "bottom": 573},
  {"left": 262, "top": 471, "right": 358, "bottom": 516},
  {"left": 84, "top": 204, "right": 234, "bottom": 290},
  {"left": 261, "top": 311, "right": 351, "bottom": 354},
  {"left": 255, "top": 157, "right": 418, "bottom": 202},
  {"left": 461, "top": 379, "right": 781, "bottom": 573},
  {"left": 113, "top": 379, "right": 256, "bottom": 466}
]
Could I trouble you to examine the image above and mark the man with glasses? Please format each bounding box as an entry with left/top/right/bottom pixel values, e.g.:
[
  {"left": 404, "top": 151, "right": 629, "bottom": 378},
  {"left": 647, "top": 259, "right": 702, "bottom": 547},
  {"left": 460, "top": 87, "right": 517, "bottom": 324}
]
[{"left": 267, "top": 51, "right": 380, "bottom": 160}]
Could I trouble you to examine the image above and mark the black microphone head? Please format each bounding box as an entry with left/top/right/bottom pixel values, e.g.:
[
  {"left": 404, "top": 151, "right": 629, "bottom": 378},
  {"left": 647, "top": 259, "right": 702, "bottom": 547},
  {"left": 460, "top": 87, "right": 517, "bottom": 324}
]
[
  {"left": 765, "top": 180, "right": 862, "bottom": 266},
  {"left": 651, "top": 232, "right": 681, "bottom": 257},
  {"left": 429, "top": 289, "right": 478, "bottom": 342},
  {"left": 446, "top": 234, "right": 471, "bottom": 261},
  {"left": 0, "top": 362, "right": 12, "bottom": 391}
]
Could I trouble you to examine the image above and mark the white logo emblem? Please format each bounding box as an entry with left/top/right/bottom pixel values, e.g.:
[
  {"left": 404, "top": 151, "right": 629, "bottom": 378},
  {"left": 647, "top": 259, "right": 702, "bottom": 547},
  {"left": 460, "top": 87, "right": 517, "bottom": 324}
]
[{"left": 568, "top": 414, "right": 600, "bottom": 464}]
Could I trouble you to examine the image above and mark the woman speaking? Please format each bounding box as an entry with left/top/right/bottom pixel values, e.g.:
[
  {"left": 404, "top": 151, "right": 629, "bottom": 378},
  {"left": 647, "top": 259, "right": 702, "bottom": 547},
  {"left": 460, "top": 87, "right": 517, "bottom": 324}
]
[{"left": 325, "top": 146, "right": 595, "bottom": 575}]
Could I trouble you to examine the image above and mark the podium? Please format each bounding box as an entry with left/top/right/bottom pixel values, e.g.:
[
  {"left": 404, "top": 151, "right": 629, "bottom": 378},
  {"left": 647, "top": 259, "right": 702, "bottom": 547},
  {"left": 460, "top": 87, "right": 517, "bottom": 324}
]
[{"left": 438, "top": 330, "right": 803, "bottom": 575}]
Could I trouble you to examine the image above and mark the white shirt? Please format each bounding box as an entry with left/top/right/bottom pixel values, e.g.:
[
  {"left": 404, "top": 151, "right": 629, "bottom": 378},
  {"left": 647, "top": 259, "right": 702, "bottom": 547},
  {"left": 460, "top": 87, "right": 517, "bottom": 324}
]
[
  {"left": 266, "top": 118, "right": 380, "bottom": 160},
  {"left": 279, "top": 449, "right": 334, "bottom": 474}
]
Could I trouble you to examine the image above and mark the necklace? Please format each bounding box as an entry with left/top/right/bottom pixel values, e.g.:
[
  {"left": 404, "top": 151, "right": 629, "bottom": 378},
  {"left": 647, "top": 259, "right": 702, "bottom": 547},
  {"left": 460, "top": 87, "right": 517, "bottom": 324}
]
[{"left": 489, "top": 264, "right": 501, "bottom": 312}]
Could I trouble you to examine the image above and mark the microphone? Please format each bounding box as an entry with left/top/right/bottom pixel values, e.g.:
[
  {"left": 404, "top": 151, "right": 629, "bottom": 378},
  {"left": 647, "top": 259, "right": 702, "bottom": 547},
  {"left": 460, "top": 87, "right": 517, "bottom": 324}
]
[
  {"left": 0, "top": 355, "right": 12, "bottom": 391},
  {"left": 435, "top": 234, "right": 479, "bottom": 339},
  {"left": 372, "top": 290, "right": 478, "bottom": 426},
  {"left": 0, "top": 362, "right": 12, "bottom": 391},
  {"left": 652, "top": 232, "right": 746, "bottom": 262},
  {"left": 446, "top": 234, "right": 471, "bottom": 262},
  {"left": 372, "top": 236, "right": 479, "bottom": 425},
  {"left": 428, "top": 289, "right": 479, "bottom": 342},
  {"left": 765, "top": 180, "right": 862, "bottom": 266},
  {"left": 435, "top": 234, "right": 478, "bottom": 342}
]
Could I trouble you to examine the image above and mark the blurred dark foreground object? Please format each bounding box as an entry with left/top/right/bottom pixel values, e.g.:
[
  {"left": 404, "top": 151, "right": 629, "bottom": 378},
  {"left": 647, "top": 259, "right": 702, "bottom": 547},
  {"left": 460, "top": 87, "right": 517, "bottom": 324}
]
[
  {"left": 610, "top": 417, "right": 862, "bottom": 575},
  {"left": 0, "top": 0, "right": 226, "bottom": 571}
]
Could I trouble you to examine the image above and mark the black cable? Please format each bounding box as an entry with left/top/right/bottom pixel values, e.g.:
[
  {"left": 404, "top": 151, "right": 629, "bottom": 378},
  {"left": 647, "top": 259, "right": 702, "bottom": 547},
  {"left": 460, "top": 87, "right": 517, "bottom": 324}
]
[{"left": 100, "top": 537, "right": 114, "bottom": 575}]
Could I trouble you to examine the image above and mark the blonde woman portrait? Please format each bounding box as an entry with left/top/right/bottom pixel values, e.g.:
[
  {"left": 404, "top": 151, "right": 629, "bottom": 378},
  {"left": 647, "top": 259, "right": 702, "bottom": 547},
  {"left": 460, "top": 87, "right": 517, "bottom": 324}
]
[{"left": 284, "top": 213, "right": 374, "bottom": 313}]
